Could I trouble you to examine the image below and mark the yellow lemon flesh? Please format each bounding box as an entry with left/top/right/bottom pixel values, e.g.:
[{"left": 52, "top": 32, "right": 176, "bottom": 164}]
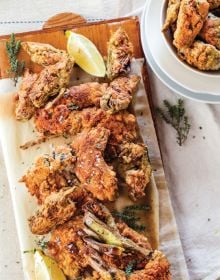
[
  {"left": 34, "top": 249, "right": 66, "bottom": 280},
  {"left": 66, "top": 30, "right": 106, "bottom": 77}
]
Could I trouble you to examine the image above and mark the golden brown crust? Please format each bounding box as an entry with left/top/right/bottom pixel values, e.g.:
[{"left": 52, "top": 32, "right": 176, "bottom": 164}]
[
  {"left": 72, "top": 127, "right": 118, "bottom": 201},
  {"left": 208, "top": 0, "right": 220, "bottom": 9},
  {"left": 200, "top": 13, "right": 220, "bottom": 49},
  {"left": 179, "top": 40, "right": 220, "bottom": 70},
  {"left": 162, "top": 0, "right": 181, "bottom": 31},
  {"left": 107, "top": 27, "right": 133, "bottom": 80},
  {"left": 174, "top": 0, "right": 209, "bottom": 49}
]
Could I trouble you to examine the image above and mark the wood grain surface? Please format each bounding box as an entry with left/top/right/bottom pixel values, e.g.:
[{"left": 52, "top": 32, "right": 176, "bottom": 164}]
[{"left": 0, "top": 16, "right": 143, "bottom": 78}]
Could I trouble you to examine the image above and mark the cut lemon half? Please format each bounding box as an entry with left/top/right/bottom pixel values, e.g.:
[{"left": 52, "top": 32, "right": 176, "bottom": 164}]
[
  {"left": 66, "top": 30, "right": 106, "bottom": 77},
  {"left": 34, "top": 249, "right": 66, "bottom": 280}
]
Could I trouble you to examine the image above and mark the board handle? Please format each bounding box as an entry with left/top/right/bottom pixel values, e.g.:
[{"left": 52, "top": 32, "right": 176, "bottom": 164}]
[{"left": 43, "top": 12, "right": 86, "bottom": 29}]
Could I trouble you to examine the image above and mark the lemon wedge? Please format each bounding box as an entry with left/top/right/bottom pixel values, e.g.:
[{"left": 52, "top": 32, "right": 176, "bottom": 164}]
[
  {"left": 66, "top": 30, "right": 106, "bottom": 77},
  {"left": 34, "top": 249, "right": 66, "bottom": 280}
]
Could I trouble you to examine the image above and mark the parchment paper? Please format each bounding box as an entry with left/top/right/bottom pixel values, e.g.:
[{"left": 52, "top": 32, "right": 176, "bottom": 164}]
[{"left": 0, "top": 59, "right": 189, "bottom": 279}]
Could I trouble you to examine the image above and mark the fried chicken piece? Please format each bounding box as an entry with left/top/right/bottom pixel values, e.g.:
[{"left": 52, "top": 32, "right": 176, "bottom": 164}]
[
  {"left": 200, "top": 13, "right": 220, "bottom": 49},
  {"left": 20, "top": 145, "right": 78, "bottom": 204},
  {"left": 72, "top": 127, "right": 118, "bottom": 201},
  {"left": 162, "top": 0, "right": 181, "bottom": 31},
  {"left": 100, "top": 75, "right": 140, "bottom": 113},
  {"left": 129, "top": 251, "right": 171, "bottom": 280},
  {"left": 208, "top": 0, "right": 220, "bottom": 9},
  {"left": 173, "top": 0, "right": 209, "bottom": 50},
  {"left": 107, "top": 28, "right": 133, "bottom": 80},
  {"left": 35, "top": 107, "right": 137, "bottom": 146},
  {"left": 179, "top": 40, "right": 220, "bottom": 70},
  {"left": 48, "top": 216, "right": 88, "bottom": 278},
  {"left": 29, "top": 187, "right": 77, "bottom": 235},
  {"left": 21, "top": 42, "right": 74, "bottom": 108},
  {"left": 115, "top": 143, "right": 152, "bottom": 201},
  {"left": 14, "top": 69, "right": 38, "bottom": 121}
]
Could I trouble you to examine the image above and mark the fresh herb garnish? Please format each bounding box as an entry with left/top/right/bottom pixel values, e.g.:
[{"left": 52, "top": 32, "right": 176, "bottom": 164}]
[
  {"left": 112, "top": 204, "right": 149, "bottom": 232},
  {"left": 6, "top": 33, "right": 25, "bottom": 86},
  {"left": 156, "top": 99, "right": 191, "bottom": 146},
  {"left": 23, "top": 249, "right": 36, "bottom": 254},
  {"left": 35, "top": 239, "right": 48, "bottom": 250},
  {"left": 125, "top": 260, "right": 136, "bottom": 276}
]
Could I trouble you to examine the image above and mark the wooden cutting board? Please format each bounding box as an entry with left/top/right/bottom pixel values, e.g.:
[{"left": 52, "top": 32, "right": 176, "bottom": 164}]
[{"left": 0, "top": 14, "right": 166, "bottom": 249}]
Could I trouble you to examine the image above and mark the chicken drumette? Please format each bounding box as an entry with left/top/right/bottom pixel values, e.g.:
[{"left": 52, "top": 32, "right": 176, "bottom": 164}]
[{"left": 200, "top": 13, "right": 220, "bottom": 49}]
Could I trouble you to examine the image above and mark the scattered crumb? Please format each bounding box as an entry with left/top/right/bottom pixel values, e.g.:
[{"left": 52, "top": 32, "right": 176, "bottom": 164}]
[
  {"left": 192, "top": 136, "right": 196, "bottom": 139},
  {"left": 199, "top": 126, "right": 203, "bottom": 130},
  {"left": 203, "top": 136, "right": 206, "bottom": 139},
  {"left": 208, "top": 218, "right": 211, "bottom": 222}
]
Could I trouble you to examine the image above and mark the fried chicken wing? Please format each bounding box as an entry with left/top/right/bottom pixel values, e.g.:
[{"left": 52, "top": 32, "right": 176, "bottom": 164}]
[
  {"left": 29, "top": 188, "right": 77, "bottom": 235},
  {"left": 114, "top": 143, "right": 152, "bottom": 200},
  {"left": 107, "top": 28, "right": 133, "bottom": 80},
  {"left": 200, "top": 13, "right": 220, "bottom": 49},
  {"left": 179, "top": 40, "right": 220, "bottom": 70},
  {"left": 174, "top": 0, "right": 209, "bottom": 50},
  {"left": 21, "top": 42, "right": 74, "bottom": 108},
  {"left": 48, "top": 216, "right": 88, "bottom": 278},
  {"left": 162, "top": 0, "right": 181, "bottom": 31},
  {"left": 100, "top": 75, "right": 140, "bottom": 113},
  {"left": 72, "top": 127, "right": 118, "bottom": 201},
  {"left": 20, "top": 145, "right": 77, "bottom": 204},
  {"left": 129, "top": 251, "right": 171, "bottom": 280},
  {"left": 34, "top": 107, "right": 137, "bottom": 146},
  {"left": 14, "top": 69, "right": 38, "bottom": 121}
]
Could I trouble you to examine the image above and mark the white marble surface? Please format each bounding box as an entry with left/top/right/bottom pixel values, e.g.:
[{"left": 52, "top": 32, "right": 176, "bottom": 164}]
[{"left": 1, "top": 1, "right": 220, "bottom": 280}]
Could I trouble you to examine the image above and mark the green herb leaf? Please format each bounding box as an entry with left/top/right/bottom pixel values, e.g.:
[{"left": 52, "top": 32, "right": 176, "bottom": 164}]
[
  {"left": 67, "top": 103, "right": 79, "bottom": 111},
  {"left": 6, "top": 33, "right": 25, "bottom": 86},
  {"left": 125, "top": 260, "right": 136, "bottom": 276},
  {"left": 156, "top": 99, "right": 191, "bottom": 146}
]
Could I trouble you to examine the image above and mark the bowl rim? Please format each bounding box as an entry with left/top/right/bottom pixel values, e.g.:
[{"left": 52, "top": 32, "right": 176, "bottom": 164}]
[{"left": 160, "top": 0, "right": 220, "bottom": 78}]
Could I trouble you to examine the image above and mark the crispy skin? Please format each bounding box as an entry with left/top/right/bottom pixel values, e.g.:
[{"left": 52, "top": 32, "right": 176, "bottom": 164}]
[
  {"left": 48, "top": 82, "right": 108, "bottom": 109},
  {"left": 35, "top": 107, "right": 137, "bottom": 146},
  {"left": 115, "top": 143, "right": 152, "bottom": 200},
  {"left": 100, "top": 75, "right": 140, "bottom": 113},
  {"left": 20, "top": 145, "right": 77, "bottom": 204},
  {"left": 162, "top": 0, "right": 181, "bottom": 31},
  {"left": 48, "top": 217, "right": 88, "bottom": 278},
  {"left": 174, "top": 0, "right": 209, "bottom": 50},
  {"left": 179, "top": 40, "right": 220, "bottom": 70},
  {"left": 129, "top": 251, "right": 171, "bottom": 280},
  {"left": 29, "top": 188, "right": 77, "bottom": 235},
  {"left": 208, "top": 0, "right": 220, "bottom": 9},
  {"left": 107, "top": 28, "right": 133, "bottom": 80},
  {"left": 72, "top": 127, "right": 118, "bottom": 201},
  {"left": 21, "top": 42, "right": 74, "bottom": 108},
  {"left": 200, "top": 13, "right": 220, "bottom": 49},
  {"left": 15, "top": 69, "right": 38, "bottom": 120}
]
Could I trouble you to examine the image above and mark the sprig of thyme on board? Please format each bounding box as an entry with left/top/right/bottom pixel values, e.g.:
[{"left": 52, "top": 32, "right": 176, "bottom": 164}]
[
  {"left": 156, "top": 99, "right": 191, "bottom": 146},
  {"left": 112, "top": 204, "right": 150, "bottom": 232},
  {"left": 6, "top": 33, "right": 25, "bottom": 86}
]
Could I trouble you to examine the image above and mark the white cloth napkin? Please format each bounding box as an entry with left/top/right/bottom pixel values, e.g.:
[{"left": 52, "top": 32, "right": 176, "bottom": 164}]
[{"left": 0, "top": 1, "right": 220, "bottom": 279}]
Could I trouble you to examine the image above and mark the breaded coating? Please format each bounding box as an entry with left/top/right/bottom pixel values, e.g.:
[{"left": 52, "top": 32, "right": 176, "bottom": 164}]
[
  {"left": 200, "top": 13, "right": 220, "bottom": 49},
  {"left": 179, "top": 40, "right": 220, "bottom": 70},
  {"left": 48, "top": 217, "right": 88, "bottom": 278},
  {"left": 162, "top": 0, "right": 181, "bottom": 31},
  {"left": 20, "top": 145, "right": 77, "bottom": 204},
  {"left": 72, "top": 127, "right": 118, "bottom": 201},
  {"left": 21, "top": 42, "right": 74, "bottom": 108},
  {"left": 29, "top": 188, "right": 77, "bottom": 235},
  {"left": 116, "top": 143, "right": 152, "bottom": 201},
  {"left": 47, "top": 82, "right": 108, "bottom": 110},
  {"left": 107, "top": 28, "right": 133, "bottom": 80},
  {"left": 129, "top": 251, "right": 171, "bottom": 280},
  {"left": 35, "top": 107, "right": 137, "bottom": 146},
  {"left": 208, "top": 0, "right": 220, "bottom": 9},
  {"left": 14, "top": 69, "right": 38, "bottom": 120},
  {"left": 174, "top": 0, "right": 209, "bottom": 49},
  {"left": 100, "top": 75, "right": 140, "bottom": 113}
]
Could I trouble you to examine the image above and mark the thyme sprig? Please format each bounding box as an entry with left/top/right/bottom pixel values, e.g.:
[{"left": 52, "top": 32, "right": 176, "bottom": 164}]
[
  {"left": 6, "top": 33, "right": 25, "bottom": 86},
  {"left": 125, "top": 260, "right": 136, "bottom": 276},
  {"left": 156, "top": 99, "right": 191, "bottom": 146},
  {"left": 112, "top": 204, "right": 149, "bottom": 232}
]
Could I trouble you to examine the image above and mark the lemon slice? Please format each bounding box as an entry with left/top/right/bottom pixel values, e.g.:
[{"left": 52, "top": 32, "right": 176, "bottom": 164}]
[
  {"left": 66, "top": 30, "right": 106, "bottom": 77},
  {"left": 34, "top": 249, "right": 66, "bottom": 280}
]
